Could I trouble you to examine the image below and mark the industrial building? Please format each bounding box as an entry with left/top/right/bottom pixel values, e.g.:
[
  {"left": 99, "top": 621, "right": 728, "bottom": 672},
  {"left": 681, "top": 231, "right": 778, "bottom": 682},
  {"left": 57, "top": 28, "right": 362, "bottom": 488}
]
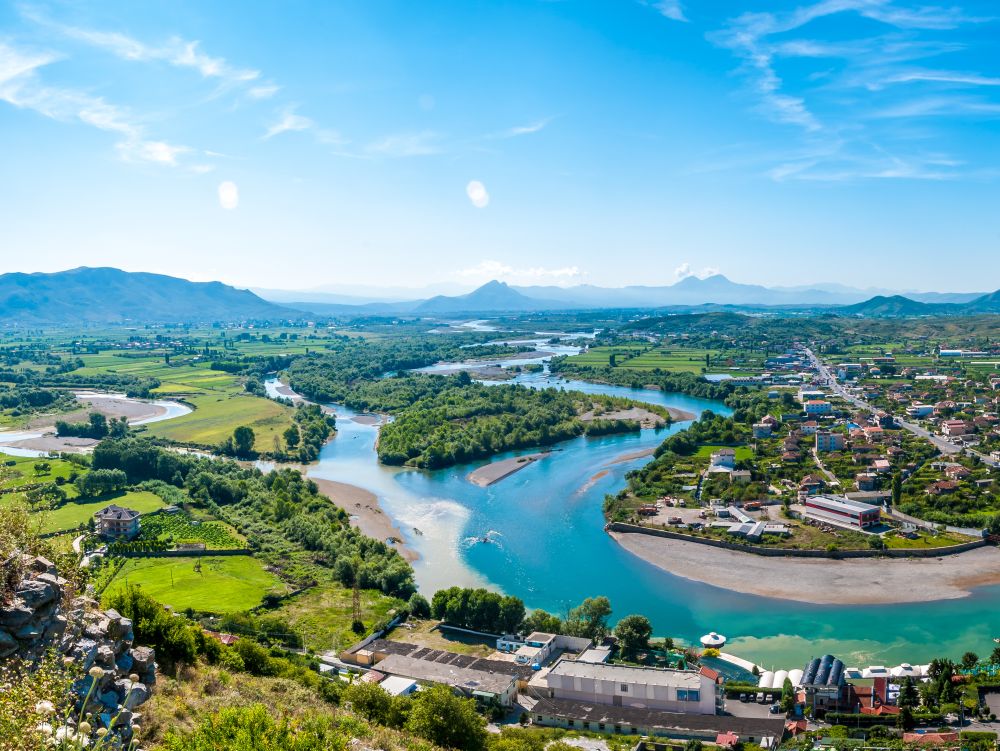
[{"left": 802, "top": 495, "right": 880, "bottom": 529}]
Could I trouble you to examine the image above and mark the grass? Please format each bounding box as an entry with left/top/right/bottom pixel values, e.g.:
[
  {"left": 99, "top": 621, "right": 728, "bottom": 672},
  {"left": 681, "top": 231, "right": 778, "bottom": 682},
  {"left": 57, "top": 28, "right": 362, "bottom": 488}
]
[
  {"left": 693, "top": 444, "right": 754, "bottom": 461},
  {"left": 882, "top": 530, "right": 974, "bottom": 549},
  {"left": 567, "top": 344, "right": 767, "bottom": 375},
  {"left": 390, "top": 619, "right": 498, "bottom": 657},
  {"left": 33, "top": 489, "right": 166, "bottom": 534},
  {"left": 0, "top": 455, "right": 83, "bottom": 493},
  {"left": 75, "top": 350, "right": 295, "bottom": 449},
  {"left": 104, "top": 555, "right": 285, "bottom": 613},
  {"left": 272, "top": 583, "right": 405, "bottom": 653}
]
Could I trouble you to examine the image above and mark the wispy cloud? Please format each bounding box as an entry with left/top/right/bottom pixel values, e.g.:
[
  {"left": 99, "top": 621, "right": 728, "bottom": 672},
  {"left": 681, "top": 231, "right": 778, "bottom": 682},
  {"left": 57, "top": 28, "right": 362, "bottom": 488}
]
[
  {"left": 708, "top": 0, "right": 997, "bottom": 180},
  {"left": 0, "top": 41, "right": 191, "bottom": 167},
  {"left": 22, "top": 8, "right": 262, "bottom": 90},
  {"left": 264, "top": 106, "right": 314, "bottom": 139},
  {"left": 366, "top": 131, "right": 441, "bottom": 157},
  {"left": 640, "top": 1, "right": 688, "bottom": 22},
  {"left": 492, "top": 117, "right": 554, "bottom": 139},
  {"left": 455, "top": 260, "right": 585, "bottom": 286}
]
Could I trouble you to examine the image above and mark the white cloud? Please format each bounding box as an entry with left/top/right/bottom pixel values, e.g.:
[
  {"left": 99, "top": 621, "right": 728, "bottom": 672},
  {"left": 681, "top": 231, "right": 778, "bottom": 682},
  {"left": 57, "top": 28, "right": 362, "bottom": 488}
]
[
  {"left": 492, "top": 117, "right": 554, "bottom": 139},
  {"left": 466, "top": 180, "right": 490, "bottom": 208},
  {"left": 264, "top": 106, "right": 314, "bottom": 139},
  {"left": 366, "top": 131, "right": 441, "bottom": 157},
  {"left": 455, "top": 260, "right": 584, "bottom": 286},
  {"left": 23, "top": 10, "right": 262, "bottom": 89},
  {"left": 654, "top": 1, "right": 687, "bottom": 22},
  {"left": 0, "top": 42, "right": 190, "bottom": 167},
  {"left": 673, "top": 262, "right": 720, "bottom": 280},
  {"left": 248, "top": 83, "right": 280, "bottom": 99},
  {"left": 218, "top": 181, "right": 239, "bottom": 209}
]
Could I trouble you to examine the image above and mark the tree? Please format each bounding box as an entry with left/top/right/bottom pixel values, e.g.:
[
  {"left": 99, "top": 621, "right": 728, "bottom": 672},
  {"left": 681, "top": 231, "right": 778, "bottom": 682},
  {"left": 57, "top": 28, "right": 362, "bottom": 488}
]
[
  {"left": 232, "top": 425, "right": 256, "bottom": 457},
  {"left": 613, "top": 614, "right": 652, "bottom": 658},
  {"left": 407, "top": 592, "right": 431, "bottom": 618},
  {"left": 891, "top": 472, "right": 902, "bottom": 506},
  {"left": 283, "top": 425, "right": 300, "bottom": 450},
  {"left": 343, "top": 682, "right": 392, "bottom": 724},
  {"left": 405, "top": 685, "right": 487, "bottom": 751},
  {"left": 897, "top": 705, "right": 915, "bottom": 731},
  {"left": 564, "top": 596, "right": 612, "bottom": 642},
  {"left": 991, "top": 646, "right": 1000, "bottom": 665},
  {"left": 522, "top": 609, "right": 562, "bottom": 635},
  {"left": 961, "top": 651, "right": 979, "bottom": 670},
  {"left": 780, "top": 677, "right": 796, "bottom": 713},
  {"left": 898, "top": 676, "right": 918, "bottom": 709},
  {"left": 683, "top": 740, "right": 704, "bottom": 751}
]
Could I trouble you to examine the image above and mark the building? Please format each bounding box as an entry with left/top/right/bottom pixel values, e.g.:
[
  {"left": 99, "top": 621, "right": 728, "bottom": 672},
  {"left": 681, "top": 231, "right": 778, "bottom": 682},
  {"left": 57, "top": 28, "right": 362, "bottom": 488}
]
[
  {"left": 531, "top": 659, "right": 720, "bottom": 715},
  {"left": 906, "top": 404, "right": 934, "bottom": 418},
  {"left": 941, "top": 420, "right": 971, "bottom": 437},
  {"left": 93, "top": 504, "right": 141, "bottom": 539},
  {"left": 375, "top": 652, "right": 519, "bottom": 706},
  {"left": 801, "top": 655, "right": 848, "bottom": 712},
  {"left": 752, "top": 422, "right": 772, "bottom": 439},
  {"left": 802, "top": 495, "right": 880, "bottom": 529},
  {"left": 709, "top": 449, "right": 736, "bottom": 471},
  {"left": 815, "top": 431, "right": 845, "bottom": 452},
  {"left": 804, "top": 400, "right": 833, "bottom": 416}
]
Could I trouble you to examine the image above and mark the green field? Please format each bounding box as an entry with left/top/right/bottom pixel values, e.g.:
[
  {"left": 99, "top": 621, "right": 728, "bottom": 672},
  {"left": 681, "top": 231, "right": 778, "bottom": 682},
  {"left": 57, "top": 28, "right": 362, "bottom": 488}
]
[
  {"left": 74, "top": 350, "right": 295, "bottom": 448},
  {"left": 693, "top": 444, "right": 754, "bottom": 461},
  {"left": 34, "top": 490, "right": 166, "bottom": 534},
  {"left": 0, "top": 455, "right": 83, "bottom": 493},
  {"left": 105, "top": 555, "right": 284, "bottom": 613},
  {"left": 274, "top": 583, "right": 404, "bottom": 652},
  {"left": 566, "top": 345, "right": 765, "bottom": 375}
]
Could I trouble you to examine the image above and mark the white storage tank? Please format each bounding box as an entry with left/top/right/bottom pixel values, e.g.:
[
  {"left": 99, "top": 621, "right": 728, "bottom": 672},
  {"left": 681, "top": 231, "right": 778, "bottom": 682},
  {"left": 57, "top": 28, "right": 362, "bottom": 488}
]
[
  {"left": 788, "top": 669, "right": 804, "bottom": 688},
  {"left": 758, "top": 671, "right": 774, "bottom": 689},
  {"left": 771, "top": 669, "right": 789, "bottom": 690}
]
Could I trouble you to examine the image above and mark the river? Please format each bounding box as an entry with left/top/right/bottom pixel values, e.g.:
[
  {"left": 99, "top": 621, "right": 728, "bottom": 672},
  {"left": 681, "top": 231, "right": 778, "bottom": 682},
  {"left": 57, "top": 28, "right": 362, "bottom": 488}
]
[{"left": 267, "top": 364, "right": 1000, "bottom": 672}]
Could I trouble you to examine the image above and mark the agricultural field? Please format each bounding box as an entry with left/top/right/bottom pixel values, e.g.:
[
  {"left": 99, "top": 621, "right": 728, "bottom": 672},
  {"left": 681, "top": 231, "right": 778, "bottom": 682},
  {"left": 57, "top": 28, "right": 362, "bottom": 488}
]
[
  {"left": 693, "top": 444, "right": 754, "bottom": 461},
  {"left": 273, "top": 583, "right": 405, "bottom": 653},
  {"left": 74, "top": 350, "right": 295, "bottom": 448},
  {"left": 0, "top": 455, "right": 84, "bottom": 494},
  {"left": 104, "top": 555, "right": 285, "bottom": 613},
  {"left": 139, "top": 510, "right": 245, "bottom": 550},
  {"left": 567, "top": 344, "right": 766, "bottom": 375}
]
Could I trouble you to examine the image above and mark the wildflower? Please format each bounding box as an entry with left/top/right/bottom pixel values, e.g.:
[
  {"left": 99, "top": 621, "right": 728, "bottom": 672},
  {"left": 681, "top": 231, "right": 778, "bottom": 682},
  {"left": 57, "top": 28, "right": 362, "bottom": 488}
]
[
  {"left": 88, "top": 666, "right": 104, "bottom": 679},
  {"left": 35, "top": 700, "right": 56, "bottom": 715},
  {"left": 79, "top": 721, "right": 92, "bottom": 735},
  {"left": 96, "top": 728, "right": 108, "bottom": 738},
  {"left": 54, "top": 726, "right": 76, "bottom": 742},
  {"left": 36, "top": 722, "right": 54, "bottom": 737},
  {"left": 129, "top": 673, "right": 140, "bottom": 683}
]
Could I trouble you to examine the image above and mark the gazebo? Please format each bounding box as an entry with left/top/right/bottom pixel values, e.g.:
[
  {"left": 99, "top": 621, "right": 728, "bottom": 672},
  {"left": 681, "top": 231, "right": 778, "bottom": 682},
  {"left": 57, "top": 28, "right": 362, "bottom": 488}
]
[{"left": 700, "top": 631, "right": 727, "bottom": 649}]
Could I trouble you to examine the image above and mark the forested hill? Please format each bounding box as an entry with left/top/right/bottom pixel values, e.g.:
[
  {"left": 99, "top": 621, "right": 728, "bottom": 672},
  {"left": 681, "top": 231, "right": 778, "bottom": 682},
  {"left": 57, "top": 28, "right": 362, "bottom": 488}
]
[{"left": 0, "top": 267, "right": 294, "bottom": 324}]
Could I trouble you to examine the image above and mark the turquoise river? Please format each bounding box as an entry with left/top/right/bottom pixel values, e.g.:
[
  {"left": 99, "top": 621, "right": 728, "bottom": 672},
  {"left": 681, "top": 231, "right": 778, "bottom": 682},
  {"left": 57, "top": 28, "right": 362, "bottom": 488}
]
[{"left": 273, "top": 368, "right": 1000, "bottom": 672}]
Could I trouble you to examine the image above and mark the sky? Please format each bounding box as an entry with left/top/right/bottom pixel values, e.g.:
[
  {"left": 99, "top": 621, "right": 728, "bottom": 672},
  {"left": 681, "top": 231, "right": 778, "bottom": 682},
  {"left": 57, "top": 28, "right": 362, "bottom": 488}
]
[{"left": 1, "top": 0, "right": 999, "bottom": 294}]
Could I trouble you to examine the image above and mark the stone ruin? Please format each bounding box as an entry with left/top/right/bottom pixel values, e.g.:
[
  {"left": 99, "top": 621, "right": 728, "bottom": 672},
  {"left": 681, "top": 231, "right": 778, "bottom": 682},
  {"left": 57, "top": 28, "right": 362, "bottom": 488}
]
[{"left": 0, "top": 555, "right": 155, "bottom": 741}]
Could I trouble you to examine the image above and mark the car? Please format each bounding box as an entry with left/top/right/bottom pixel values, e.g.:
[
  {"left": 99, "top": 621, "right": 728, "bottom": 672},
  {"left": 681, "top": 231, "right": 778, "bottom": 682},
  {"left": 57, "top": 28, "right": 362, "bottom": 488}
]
[
  {"left": 769, "top": 703, "right": 782, "bottom": 714},
  {"left": 739, "top": 693, "right": 749, "bottom": 703},
  {"left": 756, "top": 692, "right": 766, "bottom": 703}
]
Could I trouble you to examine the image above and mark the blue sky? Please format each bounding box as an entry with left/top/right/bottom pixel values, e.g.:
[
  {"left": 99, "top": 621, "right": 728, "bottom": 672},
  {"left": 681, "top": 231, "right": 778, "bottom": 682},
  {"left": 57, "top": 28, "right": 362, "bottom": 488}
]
[{"left": 1, "top": 0, "right": 998, "bottom": 292}]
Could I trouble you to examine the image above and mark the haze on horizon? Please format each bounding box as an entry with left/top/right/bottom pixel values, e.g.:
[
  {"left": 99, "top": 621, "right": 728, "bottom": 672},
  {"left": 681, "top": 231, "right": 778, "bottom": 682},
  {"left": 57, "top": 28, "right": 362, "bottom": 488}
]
[{"left": 2, "top": 0, "right": 998, "bottom": 293}]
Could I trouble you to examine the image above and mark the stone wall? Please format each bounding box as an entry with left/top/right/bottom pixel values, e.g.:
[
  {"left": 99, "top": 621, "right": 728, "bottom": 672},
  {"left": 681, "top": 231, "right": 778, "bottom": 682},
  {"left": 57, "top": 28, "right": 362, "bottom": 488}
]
[{"left": 0, "top": 554, "right": 155, "bottom": 740}]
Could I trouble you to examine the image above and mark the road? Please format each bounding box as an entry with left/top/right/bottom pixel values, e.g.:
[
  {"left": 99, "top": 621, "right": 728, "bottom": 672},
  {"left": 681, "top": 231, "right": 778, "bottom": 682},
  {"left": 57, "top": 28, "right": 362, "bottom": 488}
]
[{"left": 805, "top": 348, "right": 998, "bottom": 467}]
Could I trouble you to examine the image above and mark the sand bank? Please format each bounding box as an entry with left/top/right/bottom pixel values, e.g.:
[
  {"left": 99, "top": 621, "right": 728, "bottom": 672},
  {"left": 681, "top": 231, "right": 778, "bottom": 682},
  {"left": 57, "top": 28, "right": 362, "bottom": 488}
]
[
  {"left": 580, "top": 406, "right": 667, "bottom": 429},
  {"left": 611, "top": 530, "right": 1000, "bottom": 605},
  {"left": 310, "top": 478, "right": 417, "bottom": 561},
  {"left": 467, "top": 452, "right": 548, "bottom": 487}
]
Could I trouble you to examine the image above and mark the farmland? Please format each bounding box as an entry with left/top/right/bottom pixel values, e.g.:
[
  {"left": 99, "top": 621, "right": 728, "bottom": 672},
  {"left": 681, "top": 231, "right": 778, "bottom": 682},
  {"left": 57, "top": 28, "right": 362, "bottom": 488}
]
[
  {"left": 103, "top": 555, "right": 285, "bottom": 613},
  {"left": 565, "top": 344, "right": 766, "bottom": 376},
  {"left": 35, "top": 490, "right": 165, "bottom": 534},
  {"left": 138, "top": 510, "right": 245, "bottom": 550},
  {"left": 272, "top": 583, "right": 405, "bottom": 652}
]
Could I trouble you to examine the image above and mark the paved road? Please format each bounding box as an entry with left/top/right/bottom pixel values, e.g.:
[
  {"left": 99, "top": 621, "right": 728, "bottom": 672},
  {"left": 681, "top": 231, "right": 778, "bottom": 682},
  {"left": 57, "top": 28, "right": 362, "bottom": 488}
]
[{"left": 805, "top": 348, "right": 998, "bottom": 467}]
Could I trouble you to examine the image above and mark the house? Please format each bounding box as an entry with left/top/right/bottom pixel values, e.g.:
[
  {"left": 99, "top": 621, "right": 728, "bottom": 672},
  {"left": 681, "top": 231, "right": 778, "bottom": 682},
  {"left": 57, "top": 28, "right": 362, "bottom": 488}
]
[
  {"left": 804, "top": 400, "right": 833, "bottom": 416},
  {"left": 872, "top": 459, "right": 891, "bottom": 474},
  {"left": 941, "top": 420, "right": 970, "bottom": 437},
  {"left": 855, "top": 474, "right": 878, "bottom": 492},
  {"left": 709, "top": 449, "right": 736, "bottom": 471},
  {"left": 752, "top": 422, "right": 772, "bottom": 439},
  {"left": 906, "top": 404, "right": 934, "bottom": 418},
  {"left": 798, "top": 475, "right": 825, "bottom": 495},
  {"left": 93, "top": 504, "right": 141, "bottom": 539},
  {"left": 731, "top": 470, "right": 752, "bottom": 484},
  {"left": 800, "top": 420, "right": 819, "bottom": 435},
  {"left": 927, "top": 481, "right": 959, "bottom": 495},
  {"left": 902, "top": 732, "right": 959, "bottom": 746},
  {"left": 944, "top": 465, "right": 971, "bottom": 480},
  {"left": 375, "top": 652, "right": 519, "bottom": 706},
  {"left": 815, "top": 431, "right": 845, "bottom": 453}
]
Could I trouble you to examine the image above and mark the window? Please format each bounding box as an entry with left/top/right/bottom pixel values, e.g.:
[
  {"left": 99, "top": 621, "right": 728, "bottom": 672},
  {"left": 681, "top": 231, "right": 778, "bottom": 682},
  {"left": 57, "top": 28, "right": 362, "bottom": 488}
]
[
  {"left": 677, "top": 689, "right": 701, "bottom": 702},
  {"left": 583, "top": 722, "right": 590, "bottom": 730},
  {"left": 598, "top": 724, "right": 605, "bottom": 731},
  {"left": 568, "top": 720, "right": 574, "bottom": 727},
  {"left": 536, "top": 716, "right": 543, "bottom": 723},
  {"left": 620, "top": 684, "right": 629, "bottom": 692}
]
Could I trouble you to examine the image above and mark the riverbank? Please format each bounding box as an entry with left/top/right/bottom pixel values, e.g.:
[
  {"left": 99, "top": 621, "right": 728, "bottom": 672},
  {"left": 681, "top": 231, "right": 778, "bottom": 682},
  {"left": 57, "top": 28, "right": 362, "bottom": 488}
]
[
  {"left": 467, "top": 452, "right": 548, "bottom": 487},
  {"left": 310, "top": 477, "right": 417, "bottom": 562},
  {"left": 611, "top": 530, "right": 1000, "bottom": 605}
]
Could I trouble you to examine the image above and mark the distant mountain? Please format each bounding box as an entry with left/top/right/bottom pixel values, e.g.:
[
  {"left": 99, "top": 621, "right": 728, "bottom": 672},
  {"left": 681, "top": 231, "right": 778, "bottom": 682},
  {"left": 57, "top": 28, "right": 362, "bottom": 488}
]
[
  {"left": 837, "top": 295, "right": 946, "bottom": 317},
  {"left": 0, "top": 267, "right": 293, "bottom": 325},
  {"left": 414, "top": 280, "right": 571, "bottom": 313},
  {"left": 965, "top": 290, "right": 1000, "bottom": 314}
]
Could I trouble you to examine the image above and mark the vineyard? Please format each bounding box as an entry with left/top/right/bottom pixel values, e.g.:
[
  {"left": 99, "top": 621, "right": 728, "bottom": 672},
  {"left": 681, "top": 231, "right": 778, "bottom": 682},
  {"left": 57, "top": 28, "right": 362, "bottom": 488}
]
[{"left": 140, "top": 511, "right": 244, "bottom": 550}]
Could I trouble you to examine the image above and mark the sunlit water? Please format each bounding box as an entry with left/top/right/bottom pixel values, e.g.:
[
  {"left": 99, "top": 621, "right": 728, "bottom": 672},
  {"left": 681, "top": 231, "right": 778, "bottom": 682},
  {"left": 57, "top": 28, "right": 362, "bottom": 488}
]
[{"left": 268, "top": 367, "right": 1000, "bottom": 670}]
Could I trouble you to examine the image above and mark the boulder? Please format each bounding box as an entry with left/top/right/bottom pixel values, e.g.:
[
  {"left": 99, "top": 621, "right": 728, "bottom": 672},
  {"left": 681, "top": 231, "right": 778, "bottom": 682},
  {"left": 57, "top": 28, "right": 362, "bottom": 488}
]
[
  {"left": 15, "top": 578, "right": 55, "bottom": 608},
  {"left": 0, "top": 603, "right": 35, "bottom": 629},
  {"left": 129, "top": 646, "right": 155, "bottom": 674}
]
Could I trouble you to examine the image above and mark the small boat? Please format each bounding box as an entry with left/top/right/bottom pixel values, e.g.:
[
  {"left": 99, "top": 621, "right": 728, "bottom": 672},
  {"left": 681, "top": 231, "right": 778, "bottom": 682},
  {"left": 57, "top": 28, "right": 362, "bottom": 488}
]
[
  {"left": 412, "top": 527, "right": 423, "bottom": 536},
  {"left": 480, "top": 536, "right": 490, "bottom": 544}
]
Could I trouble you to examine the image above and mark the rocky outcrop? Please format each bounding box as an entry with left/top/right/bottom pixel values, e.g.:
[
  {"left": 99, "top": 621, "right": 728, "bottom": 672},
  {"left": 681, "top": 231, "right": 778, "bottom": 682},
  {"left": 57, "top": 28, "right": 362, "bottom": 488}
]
[{"left": 1, "top": 555, "right": 155, "bottom": 740}]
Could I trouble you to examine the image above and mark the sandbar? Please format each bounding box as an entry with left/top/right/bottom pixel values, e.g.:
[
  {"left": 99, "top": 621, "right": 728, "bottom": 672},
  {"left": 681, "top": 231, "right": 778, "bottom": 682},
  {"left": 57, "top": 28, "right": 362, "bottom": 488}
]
[{"left": 467, "top": 452, "right": 548, "bottom": 487}]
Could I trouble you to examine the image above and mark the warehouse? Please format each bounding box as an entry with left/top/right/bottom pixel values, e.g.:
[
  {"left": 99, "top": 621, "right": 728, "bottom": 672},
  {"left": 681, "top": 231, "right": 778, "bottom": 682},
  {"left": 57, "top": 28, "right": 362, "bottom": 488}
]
[{"left": 803, "top": 495, "right": 880, "bottom": 529}]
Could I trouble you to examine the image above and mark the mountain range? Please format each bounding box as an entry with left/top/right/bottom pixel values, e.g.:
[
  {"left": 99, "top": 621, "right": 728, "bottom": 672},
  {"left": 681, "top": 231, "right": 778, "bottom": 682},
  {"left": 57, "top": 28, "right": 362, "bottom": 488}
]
[
  {"left": 0, "top": 268, "right": 997, "bottom": 325},
  {"left": 0, "top": 267, "right": 292, "bottom": 325}
]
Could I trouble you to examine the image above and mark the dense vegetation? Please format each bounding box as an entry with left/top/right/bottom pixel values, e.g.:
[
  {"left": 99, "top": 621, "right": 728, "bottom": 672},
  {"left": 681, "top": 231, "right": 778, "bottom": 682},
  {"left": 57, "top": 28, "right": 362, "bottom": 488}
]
[
  {"left": 430, "top": 587, "right": 525, "bottom": 634},
  {"left": 91, "top": 437, "right": 415, "bottom": 597}
]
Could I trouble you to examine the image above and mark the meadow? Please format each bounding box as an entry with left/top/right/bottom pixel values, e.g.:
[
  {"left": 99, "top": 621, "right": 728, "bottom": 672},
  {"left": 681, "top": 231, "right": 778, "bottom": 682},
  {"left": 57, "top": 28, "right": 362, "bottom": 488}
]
[
  {"left": 35, "top": 490, "right": 165, "bottom": 534},
  {"left": 104, "top": 555, "right": 285, "bottom": 613},
  {"left": 273, "top": 583, "right": 405, "bottom": 652},
  {"left": 566, "top": 344, "right": 766, "bottom": 375}
]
